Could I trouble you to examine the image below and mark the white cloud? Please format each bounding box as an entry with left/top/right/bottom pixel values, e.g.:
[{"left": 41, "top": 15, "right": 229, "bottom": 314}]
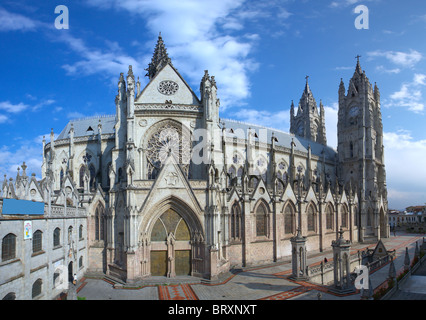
[
  {"left": 0, "top": 101, "right": 29, "bottom": 113},
  {"left": 413, "top": 73, "right": 426, "bottom": 86},
  {"left": 0, "top": 138, "right": 44, "bottom": 182},
  {"left": 0, "top": 99, "right": 57, "bottom": 114},
  {"left": 330, "top": 0, "right": 376, "bottom": 8},
  {"left": 84, "top": 0, "right": 266, "bottom": 108},
  {"left": 375, "top": 65, "right": 401, "bottom": 74},
  {"left": 383, "top": 130, "right": 426, "bottom": 209},
  {"left": 324, "top": 102, "right": 338, "bottom": 149},
  {"left": 229, "top": 108, "right": 290, "bottom": 132},
  {"left": 0, "top": 7, "right": 39, "bottom": 32},
  {"left": 57, "top": 33, "right": 144, "bottom": 79},
  {"left": 32, "top": 99, "right": 56, "bottom": 111},
  {"left": 0, "top": 114, "right": 8, "bottom": 123},
  {"left": 367, "top": 49, "right": 422, "bottom": 68},
  {"left": 67, "top": 111, "right": 86, "bottom": 119},
  {"left": 387, "top": 73, "right": 426, "bottom": 113}
]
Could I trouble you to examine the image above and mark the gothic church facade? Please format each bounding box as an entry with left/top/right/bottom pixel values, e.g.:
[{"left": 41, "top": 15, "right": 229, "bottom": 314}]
[{"left": 9, "top": 36, "right": 389, "bottom": 282}]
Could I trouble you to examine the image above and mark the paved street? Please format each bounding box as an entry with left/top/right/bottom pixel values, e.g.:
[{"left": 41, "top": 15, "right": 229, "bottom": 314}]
[{"left": 76, "top": 232, "right": 425, "bottom": 300}]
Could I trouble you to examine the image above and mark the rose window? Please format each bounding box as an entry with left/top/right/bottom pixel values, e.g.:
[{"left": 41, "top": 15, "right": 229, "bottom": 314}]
[
  {"left": 146, "top": 122, "right": 191, "bottom": 179},
  {"left": 158, "top": 80, "right": 179, "bottom": 95}
]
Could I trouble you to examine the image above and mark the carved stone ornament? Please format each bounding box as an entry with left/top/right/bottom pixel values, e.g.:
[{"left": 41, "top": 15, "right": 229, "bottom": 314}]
[{"left": 158, "top": 80, "right": 179, "bottom": 95}]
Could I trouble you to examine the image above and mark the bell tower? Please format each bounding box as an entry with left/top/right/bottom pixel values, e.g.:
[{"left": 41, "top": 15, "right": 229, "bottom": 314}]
[
  {"left": 290, "top": 76, "right": 327, "bottom": 145},
  {"left": 337, "top": 56, "right": 388, "bottom": 241}
]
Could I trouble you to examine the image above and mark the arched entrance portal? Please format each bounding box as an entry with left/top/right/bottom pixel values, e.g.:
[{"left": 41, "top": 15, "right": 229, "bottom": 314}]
[{"left": 150, "top": 208, "right": 192, "bottom": 277}]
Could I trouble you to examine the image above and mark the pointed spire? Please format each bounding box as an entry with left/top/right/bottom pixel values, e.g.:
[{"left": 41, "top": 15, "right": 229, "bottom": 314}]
[
  {"left": 355, "top": 54, "right": 362, "bottom": 74},
  {"left": 145, "top": 33, "right": 173, "bottom": 80},
  {"left": 339, "top": 78, "right": 345, "bottom": 93},
  {"left": 21, "top": 162, "right": 27, "bottom": 177},
  {"left": 304, "top": 75, "right": 311, "bottom": 93},
  {"left": 127, "top": 65, "right": 134, "bottom": 80},
  {"left": 137, "top": 76, "right": 141, "bottom": 95}
]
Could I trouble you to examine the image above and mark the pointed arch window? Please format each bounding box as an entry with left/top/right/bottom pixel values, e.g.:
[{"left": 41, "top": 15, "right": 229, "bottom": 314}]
[
  {"left": 32, "top": 279, "right": 42, "bottom": 299},
  {"left": 53, "top": 228, "right": 60, "bottom": 247},
  {"left": 256, "top": 202, "right": 269, "bottom": 237},
  {"left": 353, "top": 206, "right": 358, "bottom": 227},
  {"left": 284, "top": 202, "right": 296, "bottom": 235},
  {"left": 230, "top": 203, "right": 242, "bottom": 240},
  {"left": 326, "top": 204, "right": 334, "bottom": 230},
  {"left": 2, "top": 292, "right": 16, "bottom": 300},
  {"left": 307, "top": 204, "right": 317, "bottom": 232},
  {"left": 228, "top": 166, "right": 237, "bottom": 186},
  {"left": 2, "top": 233, "right": 16, "bottom": 261},
  {"left": 79, "top": 166, "right": 85, "bottom": 188},
  {"left": 95, "top": 204, "right": 105, "bottom": 241},
  {"left": 32, "top": 230, "right": 43, "bottom": 253},
  {"left": 60, "top": 169, "right": 64, "bottom": 187},
  {"left": 89, "top": 164, "right": 96, "bottom": 190},
  {"left": 341, "top": 205, "right": 349, "bottom": 228},
  {"left": 68, "top": 226, "right": 73, "bottom": 244}
]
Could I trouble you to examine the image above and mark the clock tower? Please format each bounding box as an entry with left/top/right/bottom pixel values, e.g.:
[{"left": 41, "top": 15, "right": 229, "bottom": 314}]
[{"left": 337, "top": 57, "right": 389, "bottom": 241}]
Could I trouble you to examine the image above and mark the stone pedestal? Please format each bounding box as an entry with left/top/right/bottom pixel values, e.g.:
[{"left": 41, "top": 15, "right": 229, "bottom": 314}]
[
  {"left": 331, "top": 227, "right": 355, "bottom": 294},
  {"left": 290, "top": 229, "right": 309, "bottom": 281}
]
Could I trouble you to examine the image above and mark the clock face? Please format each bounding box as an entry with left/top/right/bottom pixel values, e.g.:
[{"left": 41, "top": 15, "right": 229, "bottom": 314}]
[{"left": 349, "top": 106, "right": 359, "bottom": 117}]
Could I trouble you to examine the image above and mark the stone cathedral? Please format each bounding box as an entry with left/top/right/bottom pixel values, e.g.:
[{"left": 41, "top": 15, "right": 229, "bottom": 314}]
[{"left": 21, "top": 35, "right": 390, "bottom": 282}]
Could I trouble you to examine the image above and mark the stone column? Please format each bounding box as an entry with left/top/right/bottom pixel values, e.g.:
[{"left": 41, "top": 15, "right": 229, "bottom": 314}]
[{"left": 167, "top": 233, "right": 176, "bottom": 278}]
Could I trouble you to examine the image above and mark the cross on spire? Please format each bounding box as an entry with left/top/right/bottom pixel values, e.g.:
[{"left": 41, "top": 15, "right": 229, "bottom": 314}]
[{"left": 355, "top": 54, "right": 362, "bottom": 73}]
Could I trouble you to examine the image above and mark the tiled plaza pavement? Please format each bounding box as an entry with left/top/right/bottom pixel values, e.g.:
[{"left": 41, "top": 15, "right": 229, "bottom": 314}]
[{"left": 77, "top": 232, "right": 425, "bottom": 300}]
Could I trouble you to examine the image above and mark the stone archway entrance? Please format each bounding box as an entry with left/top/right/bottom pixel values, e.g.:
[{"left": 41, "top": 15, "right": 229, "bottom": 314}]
[{"left": 150, "top": 208, "right": 192, "bottom": 277}]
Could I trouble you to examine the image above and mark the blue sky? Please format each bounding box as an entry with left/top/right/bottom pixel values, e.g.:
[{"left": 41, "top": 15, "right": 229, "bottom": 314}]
[{"left": 0, "top": 0, "right": 425, "bottom": 210}]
